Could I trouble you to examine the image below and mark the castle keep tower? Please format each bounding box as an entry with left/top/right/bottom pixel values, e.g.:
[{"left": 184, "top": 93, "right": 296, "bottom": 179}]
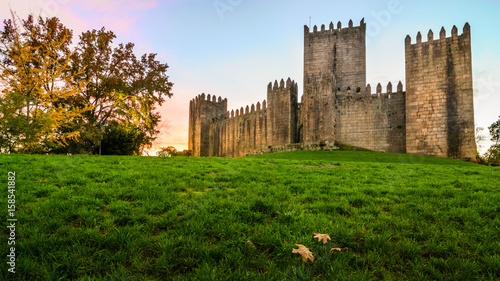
[
  {"left": 302, "top": 19, "right": 366, "bottom": 143},
  {"left": 304, "top": 19, "right": 366, "bottom": 90},
  {"left": 188, "top": 94, "right": 227, "bottom": 157},
  {"left": 405, "top": 24, "right": 475, "bottom": 160}
]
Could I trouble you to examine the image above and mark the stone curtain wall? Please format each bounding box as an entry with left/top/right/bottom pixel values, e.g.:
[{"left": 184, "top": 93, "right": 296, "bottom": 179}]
[
  {"left": 405, "top": 24, "right": 475, "bottom": 160},
  {"left": 335, "top": 82, "right": 406, "bottom": 153},
  {"left": 208, "top": 104, "right": 267, "bottom": 157},
  {"left": 206, "top": 79, "right": 298, "bottom": 157}
]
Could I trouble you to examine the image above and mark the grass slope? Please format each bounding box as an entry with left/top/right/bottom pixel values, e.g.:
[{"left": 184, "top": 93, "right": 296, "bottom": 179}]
[{"left": 0, "top": 151, "right": 499, "bottom": 280}]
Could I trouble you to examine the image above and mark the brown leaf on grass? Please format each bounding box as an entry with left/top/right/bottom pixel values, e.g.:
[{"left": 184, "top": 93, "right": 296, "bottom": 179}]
[
  {"left": 313, "top": 233, "right": 331, "bottom": 244},
  {"left": 292, "top": 244, "right": 314, "bottom": 263},
  {"left": 330, "top": 247, "right": 347, "bottom": 252},
  {"left": 247, "top": 240, "right": 255, "bottom": 246}
]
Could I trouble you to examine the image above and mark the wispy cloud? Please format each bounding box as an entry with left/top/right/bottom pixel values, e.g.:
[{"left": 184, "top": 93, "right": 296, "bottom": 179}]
[
  {"left": 81, "top": 0, "right": 159, "bottom": 12},
  {"left": 0, "top": 0, "right": 160, "bottom": 36},
  {"left": 65, "top": 0, "right": 161, "bottom": 33}
]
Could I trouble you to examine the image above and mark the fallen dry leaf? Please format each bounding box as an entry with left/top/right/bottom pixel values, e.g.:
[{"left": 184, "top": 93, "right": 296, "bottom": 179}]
[
  {"left": 292, "top": 244, "right": 314, "bottom": 263},
  {"left": 313, "top": 233, "right": 331, "bottom": 244},
  {"left": 247, "top": 240, "right": 255, "bottom": 246},
  {"left": 330, "top": 247, "right": 347, "bottom": 253}
]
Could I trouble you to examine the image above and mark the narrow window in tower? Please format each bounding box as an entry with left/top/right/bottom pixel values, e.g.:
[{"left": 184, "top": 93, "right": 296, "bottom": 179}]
[{"left": 437, "top": 67, "right": 439, "bottom": 79}]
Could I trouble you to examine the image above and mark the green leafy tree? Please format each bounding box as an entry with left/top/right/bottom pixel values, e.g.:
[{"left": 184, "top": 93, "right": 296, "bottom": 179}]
[
  {"left": 0, "top": 90, "right": 26, "bottom": 153},
  {"left": 489, "top": 116, "right": 500, "bottom": 146},
  {"left": 485, "top": 116, "right": 500, "bottom": 165},
  {"left": 70, "top": 28, "right": 173, "bottom": 154},
  {"left": 484, "top": 146, "right": 500, "bottom": 166}
]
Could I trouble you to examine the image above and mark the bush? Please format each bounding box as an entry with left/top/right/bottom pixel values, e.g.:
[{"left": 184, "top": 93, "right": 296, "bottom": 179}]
[{"left": 157, "top": 146, "right": 177, "bottom": 157}]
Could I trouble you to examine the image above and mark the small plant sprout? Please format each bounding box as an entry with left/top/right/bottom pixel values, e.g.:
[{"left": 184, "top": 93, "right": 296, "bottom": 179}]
[
  {"left": 313, "top": 233, "right": 331, "bottom": 244},
  {"left": 292, "top": 244, "right": 314, "bottom": 263}
]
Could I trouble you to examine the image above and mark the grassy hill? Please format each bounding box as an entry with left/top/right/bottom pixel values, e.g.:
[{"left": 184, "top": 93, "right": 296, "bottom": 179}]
[{"left": 0, "top": 151, "right": 499, "bottom": 280}]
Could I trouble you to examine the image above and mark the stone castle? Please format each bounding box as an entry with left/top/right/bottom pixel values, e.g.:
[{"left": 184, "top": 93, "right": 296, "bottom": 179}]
[{"left": 188, "top": 19, "right": 476, "bottom": 161}]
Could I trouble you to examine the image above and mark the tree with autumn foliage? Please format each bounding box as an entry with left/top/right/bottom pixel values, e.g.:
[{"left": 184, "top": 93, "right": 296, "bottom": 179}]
[
  {"left": 0, "top": 11, "right": 173, "bottom": 155},
  {"left": 0, "top": 12, "right": 87, "bottom": 153}
]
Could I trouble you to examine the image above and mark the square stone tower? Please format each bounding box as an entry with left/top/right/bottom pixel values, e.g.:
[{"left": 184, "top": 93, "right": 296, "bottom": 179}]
[
  {"left": 188, "top": 94, "right": 227, "bottom": 157},
  {"left": 405, "top": 24, "right": 475, "bottom": 161},
  {"left": 302, "top": 19, "right": 366, "bottom": 143},
  {"left": 266, "top": 78, "right": 299, "bottom": 146}
]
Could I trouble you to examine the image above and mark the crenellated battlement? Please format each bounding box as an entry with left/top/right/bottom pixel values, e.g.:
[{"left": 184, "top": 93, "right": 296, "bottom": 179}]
[
  {"left": 208, "top": 77, "right": 298, "bottom": 126},
  {"left": 190, "top": 93, "right": 227, "bottom": 108},
  {"left": 211, "top": 99, "right": 268, "bottom": 124},
  {"left": 334, "top": 81, "right": 405, "bottom": 99},
  {"left": 304, "top": 18, "right": 365, "bottom": 35},
  {"left": 267, "top": 77, "right": 298, "bottom": 93},
  {"left": 405, "top": 23, "right": 470, "bottom": 46}
]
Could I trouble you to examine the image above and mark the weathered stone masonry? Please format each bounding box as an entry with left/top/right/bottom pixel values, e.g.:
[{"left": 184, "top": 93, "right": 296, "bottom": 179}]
[
  {"left": 188, "top": 94, "right": 227, "bottom": 157},
  {"left": 189, "top": 19, "right": 475, "bottom": 161},
  {"left": 405, "top": 24, "right": 475, "bottom": 160}
]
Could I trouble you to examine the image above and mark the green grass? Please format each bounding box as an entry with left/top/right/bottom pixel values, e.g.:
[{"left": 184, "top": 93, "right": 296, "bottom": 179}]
[{"left": 0, "top": 151, "right": 499, "bottom": 280}]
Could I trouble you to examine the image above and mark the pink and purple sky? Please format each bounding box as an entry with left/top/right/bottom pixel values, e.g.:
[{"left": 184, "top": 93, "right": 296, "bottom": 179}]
[{"left": 2, "top": 0, "right": 499, "bottom": 154}]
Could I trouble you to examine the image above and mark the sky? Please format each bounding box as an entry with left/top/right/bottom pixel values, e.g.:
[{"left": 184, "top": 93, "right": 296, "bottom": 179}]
[{"left": 1, "top": 0, "right": 499, "bottom": 154}]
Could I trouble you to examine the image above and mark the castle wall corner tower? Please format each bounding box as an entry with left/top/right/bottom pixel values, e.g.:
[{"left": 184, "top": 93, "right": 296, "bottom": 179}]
[
  {"left": 405, "top": 23, "right": 475, "bottom": 160},
  {"left": 188, "top": 94, "right": 227, "bottom": 157}
]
